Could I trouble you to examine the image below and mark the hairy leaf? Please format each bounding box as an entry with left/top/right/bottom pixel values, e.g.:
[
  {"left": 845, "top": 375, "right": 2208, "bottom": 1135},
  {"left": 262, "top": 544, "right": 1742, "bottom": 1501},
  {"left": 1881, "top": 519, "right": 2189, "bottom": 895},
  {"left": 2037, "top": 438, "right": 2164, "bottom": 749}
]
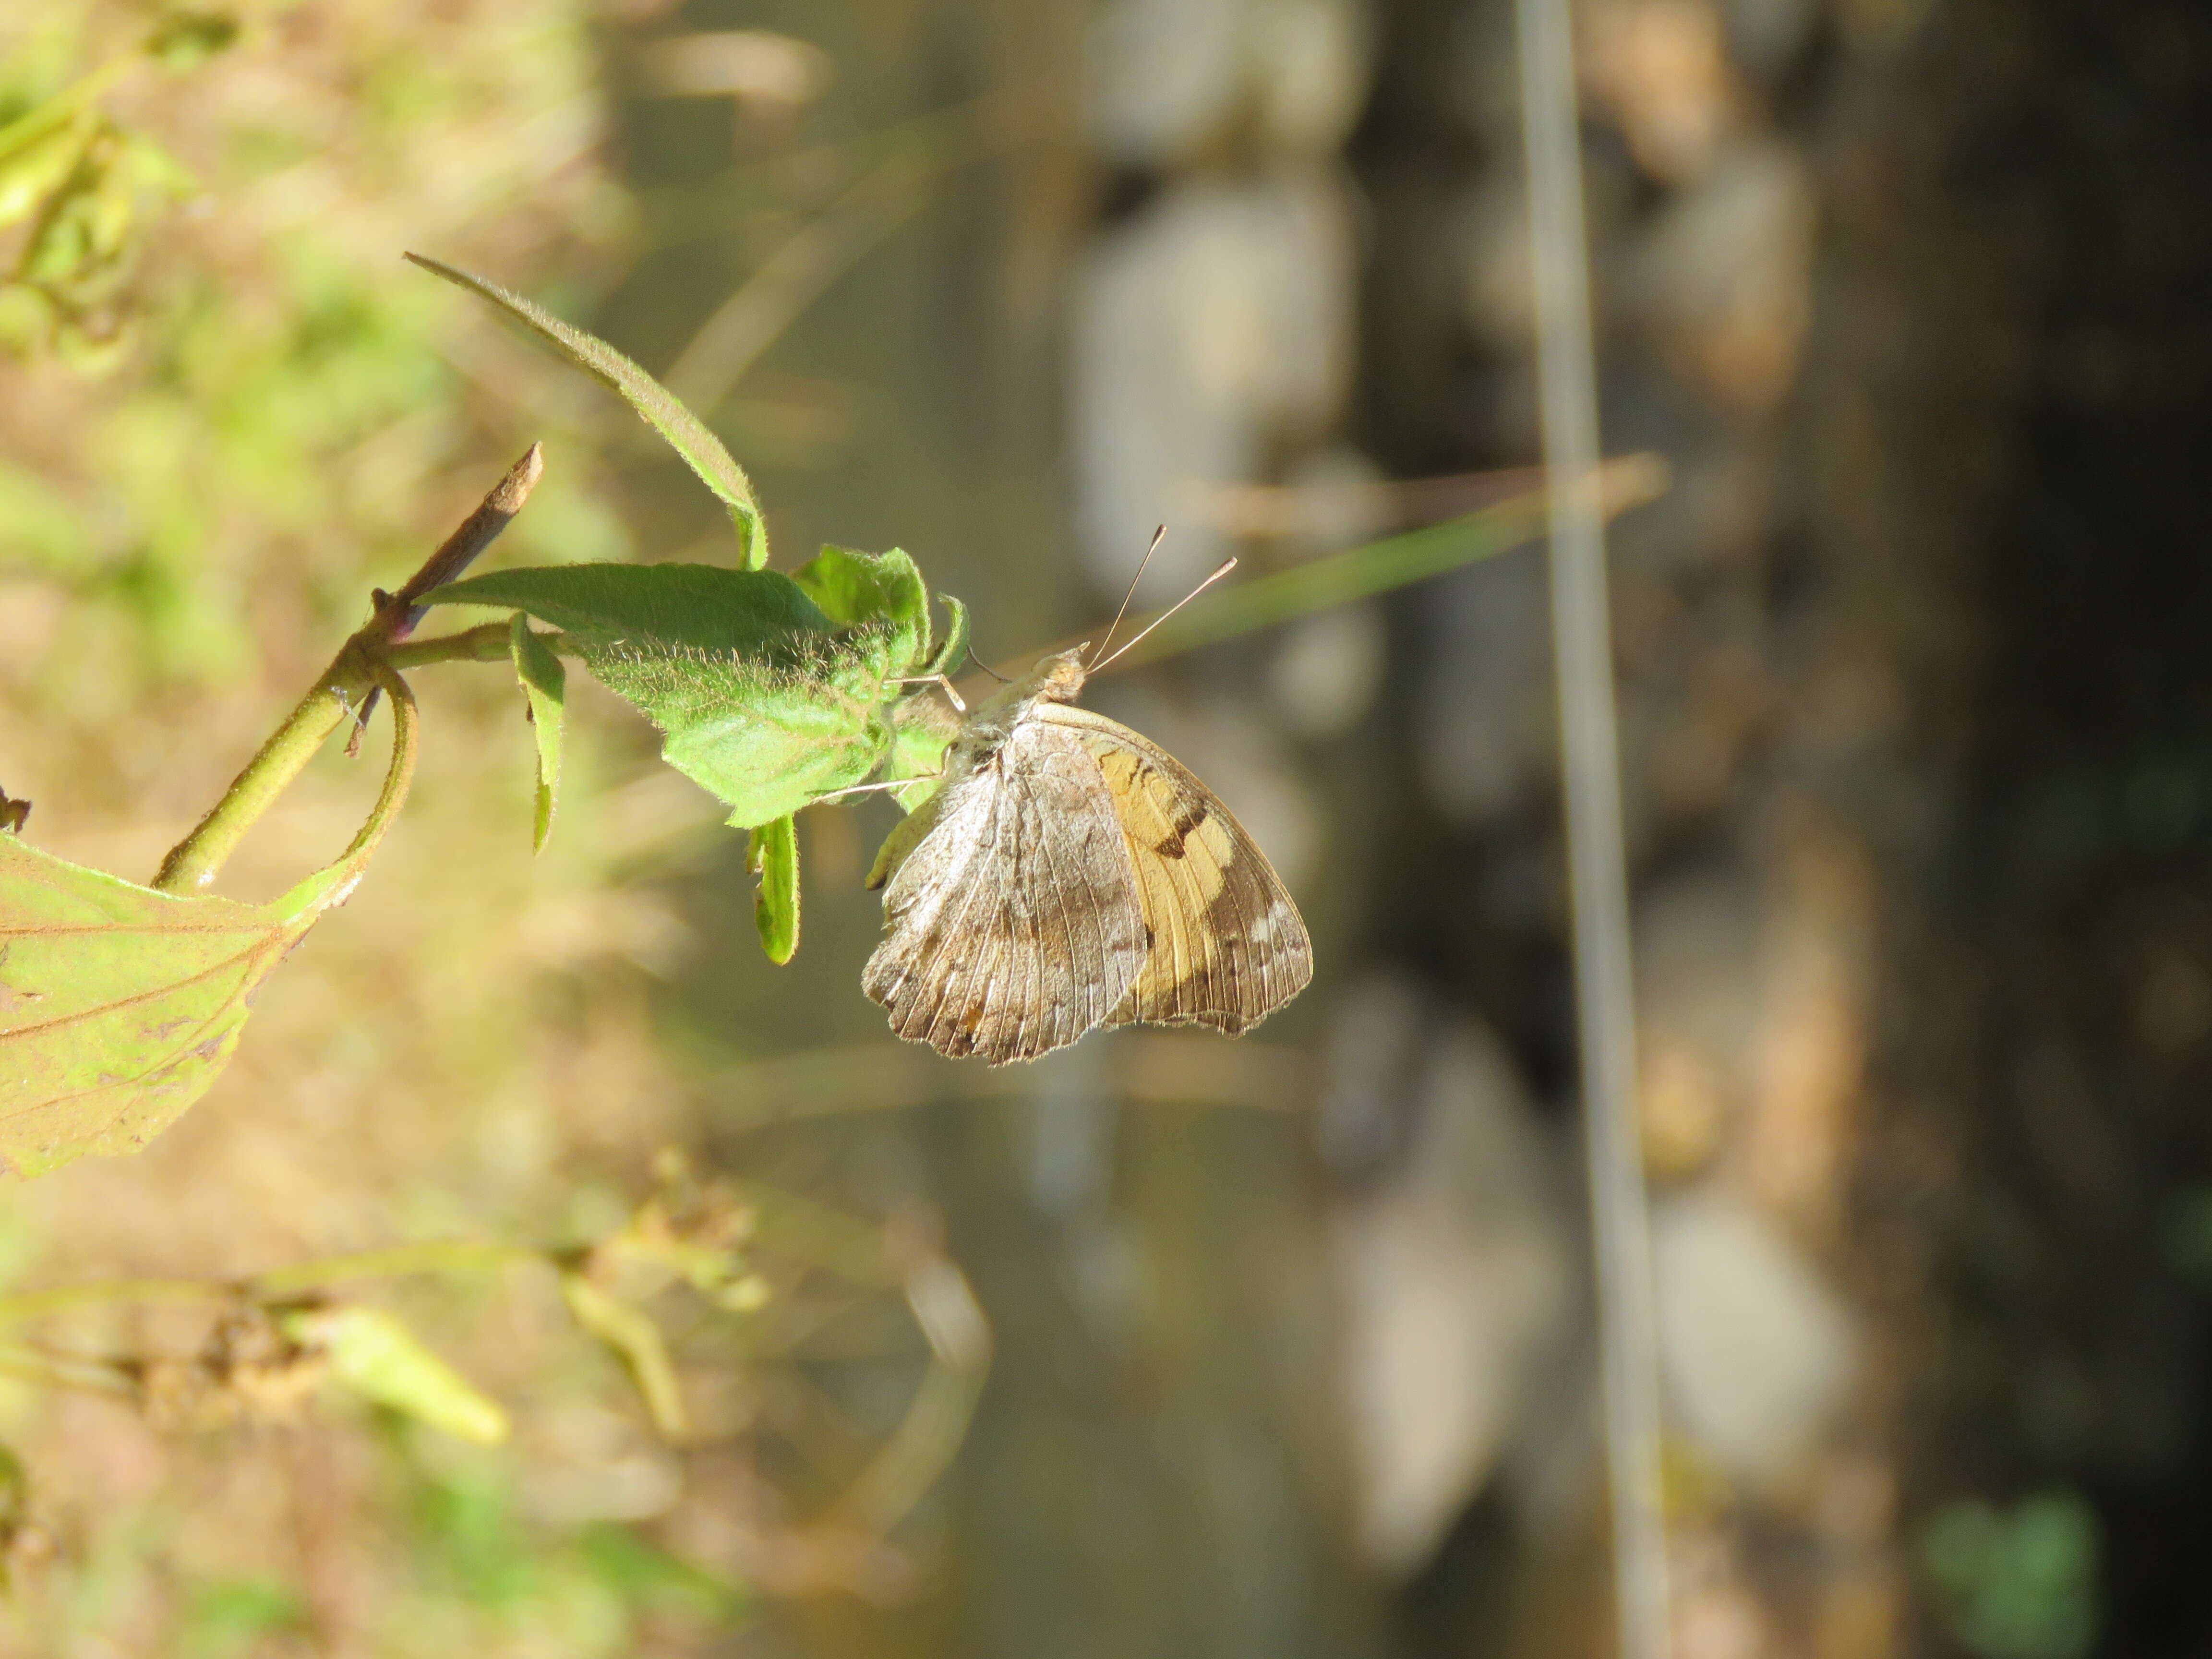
[
  {"left": 508, "top": 614, "right": 565, "bottom": 853},
  {"left": 283, "top": 1304, "right": 509, "bottom": 1445},
  {"left": 924, "top": 593, "right": 970, "bottom": 679},
  {"left": 405, "top": 254, "right": 768, "bottom": 567},
  {"left": 427, "top": 563, "right": 832, "bottom": 656},
  {"left": 747, "top": 815, "right": 799, "bottom": 965},
  {"left": 791, "top": 545, "right": 929, "bottom": 675},
  {"left": 882, "top": 688, "right": 960, "bottom": 813},
  {"left": 584, "top": 639, "right": 892, "bottom": 828},
  {"left": 427, "top": 563, "right": 906, "bottom": 828}
]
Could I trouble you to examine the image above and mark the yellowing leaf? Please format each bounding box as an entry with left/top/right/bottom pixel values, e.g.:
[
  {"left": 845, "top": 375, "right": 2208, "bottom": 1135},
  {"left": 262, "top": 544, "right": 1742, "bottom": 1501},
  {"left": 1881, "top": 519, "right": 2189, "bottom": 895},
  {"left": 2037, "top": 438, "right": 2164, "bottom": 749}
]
[
  {"left": 0, "top": 678, "right": 415, "bottom": 1177},
  {"left": 0, "top": 845, "right": 315, "bottom": 1176},
  {"left": 282, "top": 1304, "right": 509, "bottom": 1445}
]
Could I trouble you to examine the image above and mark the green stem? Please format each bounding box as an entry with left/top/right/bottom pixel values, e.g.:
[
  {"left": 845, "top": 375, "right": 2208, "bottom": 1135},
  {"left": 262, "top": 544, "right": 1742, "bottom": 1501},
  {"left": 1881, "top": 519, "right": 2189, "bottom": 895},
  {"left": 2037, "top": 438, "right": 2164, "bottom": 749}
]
[
  {"left": 149, "top": 649, "right": 365, "bottom": 894},
  {"left": 0, "top": 1278, "right": 239, "bottom": 1324},
  {"left": 381, "top": 622, "right": 579, "bottom": 671},
  {"left": 0, "top": 1240, "right": 547, "bottom": 1330},
  {"left": 0, "top": 1344, "right": 137, "bottom": 1398},
  {"left": 149, "top": 445, "right": 543, "bottom": 894},
  {"left": 250, "top": 1239, "right": 541, "bottom": 1297}
]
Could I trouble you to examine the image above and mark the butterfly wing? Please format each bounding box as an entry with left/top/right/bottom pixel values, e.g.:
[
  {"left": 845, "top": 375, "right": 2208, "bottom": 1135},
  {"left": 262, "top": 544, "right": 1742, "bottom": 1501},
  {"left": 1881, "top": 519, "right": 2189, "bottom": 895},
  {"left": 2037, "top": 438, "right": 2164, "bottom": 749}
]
[
  {"left": 1037, "top": 705, "right": 1312, "bottom": 1036},
  {"left": 862, "top": 720, "right": 1147, "bottom": 1064}
]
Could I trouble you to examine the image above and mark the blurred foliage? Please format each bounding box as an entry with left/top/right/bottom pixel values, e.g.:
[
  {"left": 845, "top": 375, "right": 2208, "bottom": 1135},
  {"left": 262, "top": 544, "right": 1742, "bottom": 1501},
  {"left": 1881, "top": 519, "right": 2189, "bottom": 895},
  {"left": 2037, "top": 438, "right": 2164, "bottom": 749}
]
[
  {"left": 0, "top": 0, "right": 783, "bottom": 1651},
  {"left": 1920, "top": 1491, "right": 2098, "bottom": 1659},
  {"left": 0, "top": 25, "right": 207, "bottom": 372}
]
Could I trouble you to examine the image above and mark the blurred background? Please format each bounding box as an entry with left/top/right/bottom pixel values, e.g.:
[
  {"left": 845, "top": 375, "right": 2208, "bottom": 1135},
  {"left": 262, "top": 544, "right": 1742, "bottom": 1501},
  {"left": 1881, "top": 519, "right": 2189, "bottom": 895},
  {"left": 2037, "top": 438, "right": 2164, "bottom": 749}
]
[{"left": 2, "top": 0, "right": 2209, "bottom": 1654}]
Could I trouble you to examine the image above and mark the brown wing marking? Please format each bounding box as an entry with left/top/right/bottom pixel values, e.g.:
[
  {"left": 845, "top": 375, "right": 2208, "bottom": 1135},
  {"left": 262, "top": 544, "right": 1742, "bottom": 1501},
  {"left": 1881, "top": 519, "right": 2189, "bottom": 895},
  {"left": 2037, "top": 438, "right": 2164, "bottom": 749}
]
[
  {"left": 1039, "top": 706, "right": 1312, "bottom": 1035},
  {"left": 862, "top": 722, "right": 1145, "bottom": 1064}
]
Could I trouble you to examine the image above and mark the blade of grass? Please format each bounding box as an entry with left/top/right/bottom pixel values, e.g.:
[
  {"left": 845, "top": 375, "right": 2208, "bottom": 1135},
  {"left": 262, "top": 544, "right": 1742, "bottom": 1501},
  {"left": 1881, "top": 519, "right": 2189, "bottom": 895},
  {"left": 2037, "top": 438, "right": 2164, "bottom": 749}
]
[{"left": 1002, "top": 453, "right": 1666, "bottom": 684}]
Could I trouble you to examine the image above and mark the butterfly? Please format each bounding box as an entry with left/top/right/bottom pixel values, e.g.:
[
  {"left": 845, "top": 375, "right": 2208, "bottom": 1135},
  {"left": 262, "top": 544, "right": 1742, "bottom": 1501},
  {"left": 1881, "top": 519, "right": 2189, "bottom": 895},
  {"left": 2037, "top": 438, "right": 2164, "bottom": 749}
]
[{"left": 859, "top": 559, "right": 1311, "bottom": 1065}]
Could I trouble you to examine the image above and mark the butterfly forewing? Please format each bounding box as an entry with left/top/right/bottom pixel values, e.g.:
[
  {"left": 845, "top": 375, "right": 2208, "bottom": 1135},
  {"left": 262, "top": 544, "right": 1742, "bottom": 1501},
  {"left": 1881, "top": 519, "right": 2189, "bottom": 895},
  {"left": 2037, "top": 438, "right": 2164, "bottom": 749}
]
[
  {"left": 1040, "top": 706, "right": 1313, "bottom": 1035},
  {"left": 862, "top": 722, "right": 1148, "bottom": 1063}
]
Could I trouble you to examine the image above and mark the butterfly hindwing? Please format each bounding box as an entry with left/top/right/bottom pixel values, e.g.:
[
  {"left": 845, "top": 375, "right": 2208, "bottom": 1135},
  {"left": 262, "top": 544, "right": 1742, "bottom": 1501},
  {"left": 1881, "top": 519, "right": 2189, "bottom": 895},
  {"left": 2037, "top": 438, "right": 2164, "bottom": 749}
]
[
  {"left": 1037, "top": 705, "right": 1312, "bottom": 1036},
  {"left": 862, "top": 721, "right": 1147, "bottom": 1063}
]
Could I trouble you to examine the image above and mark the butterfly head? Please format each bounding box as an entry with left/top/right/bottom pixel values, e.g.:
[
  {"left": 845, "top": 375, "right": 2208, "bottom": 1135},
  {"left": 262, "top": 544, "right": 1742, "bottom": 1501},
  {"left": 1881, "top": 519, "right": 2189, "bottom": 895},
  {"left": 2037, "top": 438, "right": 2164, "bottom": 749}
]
[{"left": 1034, "top": 646, "right": 1091, "bottom": 704}]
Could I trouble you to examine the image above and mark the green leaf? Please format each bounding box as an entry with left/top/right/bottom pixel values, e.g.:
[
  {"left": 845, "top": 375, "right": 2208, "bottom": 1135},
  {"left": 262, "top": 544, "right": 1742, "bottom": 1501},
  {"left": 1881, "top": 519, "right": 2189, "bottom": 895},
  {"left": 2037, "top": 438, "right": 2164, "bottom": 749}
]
[
  {"left": 282, "top": 1304, "right": 510, "bottom": 1446},
  {"left": 883, "top": 689, "right": 959, "bottom": 814},
  {"left": 405, "top": 254, "right": 768, "bottom": 568},
  {"left": 790, "top": 545, "right": 929, "bottom": 674},
  {"left": 586, "top": 641, "right": 891, "bottom": 829},
  {"left": 924, "top": 593, "right": 970, "bottom": 679},
  {"left": 508, "top": 614, "right": 565, "bottom": 853},
  {"left": 559, "top": 1272, "right": 687, "bottom": 1438},
  {"left": 426, "top": 563, "right": 832, "bottom": 656},
  {"left": 426, "top": 564, "right": 902, "bottom": 829},
  {"left": 747, "top": 815, "right": 799, "bottom": 965}
]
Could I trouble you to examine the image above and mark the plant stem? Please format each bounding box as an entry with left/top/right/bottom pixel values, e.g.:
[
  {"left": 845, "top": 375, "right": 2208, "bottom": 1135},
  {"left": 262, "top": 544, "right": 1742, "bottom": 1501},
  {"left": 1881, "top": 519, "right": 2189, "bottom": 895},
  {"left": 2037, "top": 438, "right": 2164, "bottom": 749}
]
[
  {"left": 0, "top": 1344, "right": 136, "bottom": 1398},
  {"left": 0, "top": 1240, "right": 546, "bottom": 1329},
  {"left": 150, "top": 445, "right": 543, "bottom": 894},
  {"left": 380, "top": 622, "right": 579, "bottom": 671},
  {"left": 251, "top": 1239, "right": 540, "bottom": 1297},
  {"left": 149, "top": 663, "right": 358, "bottom": 894},
  {"left": 0, "top": 1278, "right": 239, "bottom": 1324}
]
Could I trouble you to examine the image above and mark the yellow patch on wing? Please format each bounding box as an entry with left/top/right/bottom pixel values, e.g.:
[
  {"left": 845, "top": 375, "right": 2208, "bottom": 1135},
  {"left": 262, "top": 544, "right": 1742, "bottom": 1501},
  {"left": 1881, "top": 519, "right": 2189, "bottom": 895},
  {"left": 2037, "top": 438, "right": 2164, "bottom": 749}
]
[
  {"left": 1048, "top": 708, "right": 1312, "bottom": 1034},
  {"left": 1092, "top": 743, "right": 1230, "bottom": 1022}
]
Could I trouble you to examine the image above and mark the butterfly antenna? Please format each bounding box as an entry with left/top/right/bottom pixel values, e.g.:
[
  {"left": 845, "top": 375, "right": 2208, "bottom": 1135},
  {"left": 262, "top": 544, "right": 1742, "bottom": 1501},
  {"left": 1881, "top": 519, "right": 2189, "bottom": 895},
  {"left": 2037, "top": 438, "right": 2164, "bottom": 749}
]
[
  {"left": 1088, "top": 525, "right": 1169, "bottom": 668},
  {"left": 965, "top": 643, "right": 1011, "bottom": 684},
  {"left": 1090, "top": 556, "right": 1238, "bottom": 673}
]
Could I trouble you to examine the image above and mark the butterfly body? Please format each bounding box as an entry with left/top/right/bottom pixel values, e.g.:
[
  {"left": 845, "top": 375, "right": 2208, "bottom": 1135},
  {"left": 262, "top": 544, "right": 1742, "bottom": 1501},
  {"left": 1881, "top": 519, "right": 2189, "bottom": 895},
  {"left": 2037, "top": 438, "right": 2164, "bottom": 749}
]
[{"left": 863, "top": 648, "right": 1311, "bottom": 1064}]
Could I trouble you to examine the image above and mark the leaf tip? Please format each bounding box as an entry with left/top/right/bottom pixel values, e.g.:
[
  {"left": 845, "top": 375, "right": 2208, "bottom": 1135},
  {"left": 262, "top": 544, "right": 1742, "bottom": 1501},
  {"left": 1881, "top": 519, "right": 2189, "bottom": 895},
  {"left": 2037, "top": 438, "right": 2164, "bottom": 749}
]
[{"left": 746, "top": 816, "right": 799, "bottom": 964}]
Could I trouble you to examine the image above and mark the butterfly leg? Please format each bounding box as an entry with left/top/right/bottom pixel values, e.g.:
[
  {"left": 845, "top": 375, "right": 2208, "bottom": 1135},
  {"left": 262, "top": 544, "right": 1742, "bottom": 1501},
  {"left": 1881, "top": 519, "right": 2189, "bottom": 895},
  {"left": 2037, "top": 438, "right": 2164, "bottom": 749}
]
[
  {"left": 887, "top": 673, "right": 967, "bottom": 715},
  {"left": 811, "top": 766, "right": 948, "bottom": 805}
]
